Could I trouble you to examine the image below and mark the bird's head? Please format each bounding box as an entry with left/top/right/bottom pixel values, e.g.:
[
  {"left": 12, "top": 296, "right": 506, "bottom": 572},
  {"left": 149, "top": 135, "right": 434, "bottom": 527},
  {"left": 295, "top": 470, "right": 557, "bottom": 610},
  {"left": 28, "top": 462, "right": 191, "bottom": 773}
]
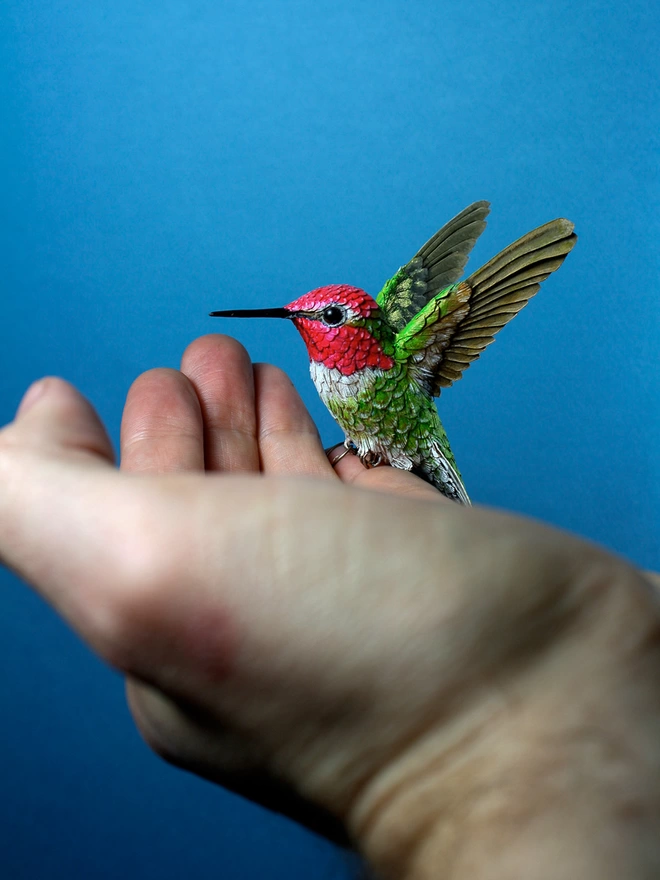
[{"left": 211, "top": 284, "right": 395, "bottom": 375}]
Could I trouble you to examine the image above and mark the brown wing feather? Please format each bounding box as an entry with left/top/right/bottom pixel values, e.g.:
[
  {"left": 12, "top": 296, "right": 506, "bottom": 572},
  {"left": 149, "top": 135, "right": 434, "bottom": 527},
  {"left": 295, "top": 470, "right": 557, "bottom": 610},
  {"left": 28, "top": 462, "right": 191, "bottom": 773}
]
[
  {"left": 397, "top": 219, "right": 577, "bottom": 396},
  {"left": 431, "top": 218, "right": 576, "bottom": 393}
]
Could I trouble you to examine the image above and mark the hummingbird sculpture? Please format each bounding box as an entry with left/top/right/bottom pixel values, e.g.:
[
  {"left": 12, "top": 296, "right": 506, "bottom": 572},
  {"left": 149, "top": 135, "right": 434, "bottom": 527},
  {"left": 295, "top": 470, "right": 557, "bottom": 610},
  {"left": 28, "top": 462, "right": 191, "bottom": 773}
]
[{"left": 210, "top": 202, "right": 576, "bottom": 503}]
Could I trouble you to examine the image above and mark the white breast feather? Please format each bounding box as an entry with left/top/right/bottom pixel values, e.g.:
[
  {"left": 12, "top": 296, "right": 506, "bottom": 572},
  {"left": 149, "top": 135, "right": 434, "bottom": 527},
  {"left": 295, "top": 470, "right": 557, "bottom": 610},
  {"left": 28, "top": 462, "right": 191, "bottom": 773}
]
[{"left": 308, "top": 361, "right": 381, "bottom": 404}]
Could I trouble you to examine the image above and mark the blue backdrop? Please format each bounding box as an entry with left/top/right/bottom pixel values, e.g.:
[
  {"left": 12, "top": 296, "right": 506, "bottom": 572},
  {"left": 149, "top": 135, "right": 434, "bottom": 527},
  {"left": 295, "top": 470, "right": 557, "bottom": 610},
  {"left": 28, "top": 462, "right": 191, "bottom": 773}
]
[{"left": 1, "top": 1, "right": 658, "bottom": 877}]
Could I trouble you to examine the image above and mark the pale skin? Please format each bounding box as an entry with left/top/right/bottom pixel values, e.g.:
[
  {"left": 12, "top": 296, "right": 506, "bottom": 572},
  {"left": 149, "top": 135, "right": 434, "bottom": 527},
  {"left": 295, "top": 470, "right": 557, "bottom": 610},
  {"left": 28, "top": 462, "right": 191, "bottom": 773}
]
[{"left": 1, "top": 334, "right": 659, "bottom": 879}]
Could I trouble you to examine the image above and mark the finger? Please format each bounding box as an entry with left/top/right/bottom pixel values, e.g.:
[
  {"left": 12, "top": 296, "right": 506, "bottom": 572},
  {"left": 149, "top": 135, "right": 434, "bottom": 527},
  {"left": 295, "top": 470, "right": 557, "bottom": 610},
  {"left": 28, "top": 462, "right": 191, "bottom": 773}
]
[
  {"left": 181, "top": 335, "right": 259, "bottom": 473},
  {"left": 7, "top": 377, "right": 114, "bottom": 462},
  {"left": 254, "top": 364, "right": 335, "bottom": 477},
  {"left": 327, "top": 445, "right": 447, "bottom": 501},
  {"left": 120, "top": 369, "right": 204, "bottom": 474}
]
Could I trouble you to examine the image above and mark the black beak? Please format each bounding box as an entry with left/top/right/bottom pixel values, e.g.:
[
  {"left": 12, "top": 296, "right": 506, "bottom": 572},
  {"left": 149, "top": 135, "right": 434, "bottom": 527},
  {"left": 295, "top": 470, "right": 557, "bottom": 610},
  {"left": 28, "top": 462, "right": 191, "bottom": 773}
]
[{"left": 209, "top": 308, "right": 292, "bottom": 319}]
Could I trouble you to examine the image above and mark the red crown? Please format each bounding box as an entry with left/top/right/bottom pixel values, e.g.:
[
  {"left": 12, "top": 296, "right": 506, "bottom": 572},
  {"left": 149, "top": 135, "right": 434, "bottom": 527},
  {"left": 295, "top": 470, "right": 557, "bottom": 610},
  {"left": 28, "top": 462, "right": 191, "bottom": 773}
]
[{"left": 285, "top": 284, "right": 379, "bottom": 316}]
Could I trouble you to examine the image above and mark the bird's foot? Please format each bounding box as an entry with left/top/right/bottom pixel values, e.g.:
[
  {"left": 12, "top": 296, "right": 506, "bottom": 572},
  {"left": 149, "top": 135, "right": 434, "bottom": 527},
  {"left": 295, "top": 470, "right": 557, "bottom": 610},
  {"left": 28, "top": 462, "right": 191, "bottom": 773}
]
[{"left": 359, "top": 450, "right": 384, "bottom": 469}]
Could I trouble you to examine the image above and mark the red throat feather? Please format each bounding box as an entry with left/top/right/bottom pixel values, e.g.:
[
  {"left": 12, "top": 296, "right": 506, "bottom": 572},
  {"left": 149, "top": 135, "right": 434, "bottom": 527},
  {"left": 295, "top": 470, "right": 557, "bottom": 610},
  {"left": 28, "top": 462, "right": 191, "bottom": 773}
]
[{"left": 286, "top": 285, "right": 394, "bottom": 375}]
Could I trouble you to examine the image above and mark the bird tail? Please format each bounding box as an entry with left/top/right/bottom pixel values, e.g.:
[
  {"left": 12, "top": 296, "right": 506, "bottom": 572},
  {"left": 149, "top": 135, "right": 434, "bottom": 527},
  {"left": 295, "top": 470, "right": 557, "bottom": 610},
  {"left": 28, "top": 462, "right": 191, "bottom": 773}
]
[{"left": 413, "top": 444, "right": 471, "bottom": 505}]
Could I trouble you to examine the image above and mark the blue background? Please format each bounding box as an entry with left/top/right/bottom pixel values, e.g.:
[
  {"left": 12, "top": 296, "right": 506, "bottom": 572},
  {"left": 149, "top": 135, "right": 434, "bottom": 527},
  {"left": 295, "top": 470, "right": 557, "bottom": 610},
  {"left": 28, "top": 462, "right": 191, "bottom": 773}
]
[{"left": 1, "top": 1, "right": 658, "bottom": 877}]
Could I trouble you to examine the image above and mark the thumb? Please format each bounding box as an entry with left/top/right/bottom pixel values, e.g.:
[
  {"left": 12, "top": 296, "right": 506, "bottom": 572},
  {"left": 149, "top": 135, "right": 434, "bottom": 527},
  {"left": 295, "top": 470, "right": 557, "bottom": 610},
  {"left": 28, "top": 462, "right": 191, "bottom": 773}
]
[{"left": 11, "top": 377, "right": 115, "bottom": 461}]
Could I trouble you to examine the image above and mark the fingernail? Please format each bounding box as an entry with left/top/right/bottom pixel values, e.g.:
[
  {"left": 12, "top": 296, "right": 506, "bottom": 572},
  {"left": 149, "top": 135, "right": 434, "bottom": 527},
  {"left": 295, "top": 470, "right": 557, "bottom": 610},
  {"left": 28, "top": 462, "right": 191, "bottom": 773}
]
[{"left": 17, "top": 379, "right": 47, "bottom": 415}]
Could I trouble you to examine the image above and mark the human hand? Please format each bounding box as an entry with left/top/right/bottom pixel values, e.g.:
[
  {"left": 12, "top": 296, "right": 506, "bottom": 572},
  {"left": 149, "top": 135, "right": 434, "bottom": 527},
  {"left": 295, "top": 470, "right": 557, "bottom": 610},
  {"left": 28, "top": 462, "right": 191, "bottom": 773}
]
[{"left": 1, "top": 335, "right": 659, "bottom": 879}]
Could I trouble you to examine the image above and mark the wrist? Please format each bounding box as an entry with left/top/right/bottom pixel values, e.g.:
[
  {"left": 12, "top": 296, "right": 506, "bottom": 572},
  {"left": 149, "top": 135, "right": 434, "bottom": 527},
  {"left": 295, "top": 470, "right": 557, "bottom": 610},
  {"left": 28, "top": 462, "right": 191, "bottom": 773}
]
[{"left": 349, "top": 561, "right": 660, "bottom": 879}]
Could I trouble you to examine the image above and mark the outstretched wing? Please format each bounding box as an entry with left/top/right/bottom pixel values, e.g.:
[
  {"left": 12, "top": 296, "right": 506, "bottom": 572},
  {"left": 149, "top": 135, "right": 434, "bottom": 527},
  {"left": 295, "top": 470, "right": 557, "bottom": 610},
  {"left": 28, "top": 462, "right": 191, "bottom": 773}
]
[
  {"left": 395, "top": 218, "right": 577, "bottom": 396},
  {"left": 376, "top": 201, "right": 490, "bottom": 331}
]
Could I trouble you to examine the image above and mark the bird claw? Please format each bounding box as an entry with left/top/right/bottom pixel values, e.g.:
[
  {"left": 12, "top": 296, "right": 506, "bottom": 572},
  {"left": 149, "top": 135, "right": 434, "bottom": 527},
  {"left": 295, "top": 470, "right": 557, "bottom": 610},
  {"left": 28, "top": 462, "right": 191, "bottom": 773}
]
[
  {"left": 360, "top": 450, "right": 383, "bottom": 468},
  {"left": 325, "top": 441, "right": 383, "bottom": 469}
]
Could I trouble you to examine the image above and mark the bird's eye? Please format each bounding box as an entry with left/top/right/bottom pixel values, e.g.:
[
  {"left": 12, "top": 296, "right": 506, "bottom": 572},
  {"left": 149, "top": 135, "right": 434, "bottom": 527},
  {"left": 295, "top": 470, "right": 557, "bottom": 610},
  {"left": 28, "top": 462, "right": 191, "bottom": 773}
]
[{"left": 321, "top": 305, "right": 346, "bottom": 327}]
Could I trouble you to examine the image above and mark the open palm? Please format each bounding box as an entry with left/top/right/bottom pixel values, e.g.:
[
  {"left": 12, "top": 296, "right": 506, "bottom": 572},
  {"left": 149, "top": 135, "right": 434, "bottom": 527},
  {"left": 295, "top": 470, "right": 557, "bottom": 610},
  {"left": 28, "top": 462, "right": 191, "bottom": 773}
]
[{"left": 1, "top": 334, "right": 658, "bottom": 879}]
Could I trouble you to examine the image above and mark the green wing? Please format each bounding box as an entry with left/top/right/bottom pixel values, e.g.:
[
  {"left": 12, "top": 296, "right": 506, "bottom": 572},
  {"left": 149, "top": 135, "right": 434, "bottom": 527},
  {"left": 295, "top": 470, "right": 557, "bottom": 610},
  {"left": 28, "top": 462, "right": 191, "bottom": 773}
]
[
  {"left": 376, "top": 201, "right": 490, "bottom": 331},
  {"left": 395, "top": 218, "right": 577, "bottom": 397}
]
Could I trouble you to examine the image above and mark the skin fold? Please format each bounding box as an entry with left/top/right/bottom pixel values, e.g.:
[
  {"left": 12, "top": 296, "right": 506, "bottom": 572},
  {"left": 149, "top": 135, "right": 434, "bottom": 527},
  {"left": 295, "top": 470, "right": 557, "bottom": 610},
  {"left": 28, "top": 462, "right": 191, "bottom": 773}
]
[{"left": 0, "top": 333, "right": 658, "bottom": 879}]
